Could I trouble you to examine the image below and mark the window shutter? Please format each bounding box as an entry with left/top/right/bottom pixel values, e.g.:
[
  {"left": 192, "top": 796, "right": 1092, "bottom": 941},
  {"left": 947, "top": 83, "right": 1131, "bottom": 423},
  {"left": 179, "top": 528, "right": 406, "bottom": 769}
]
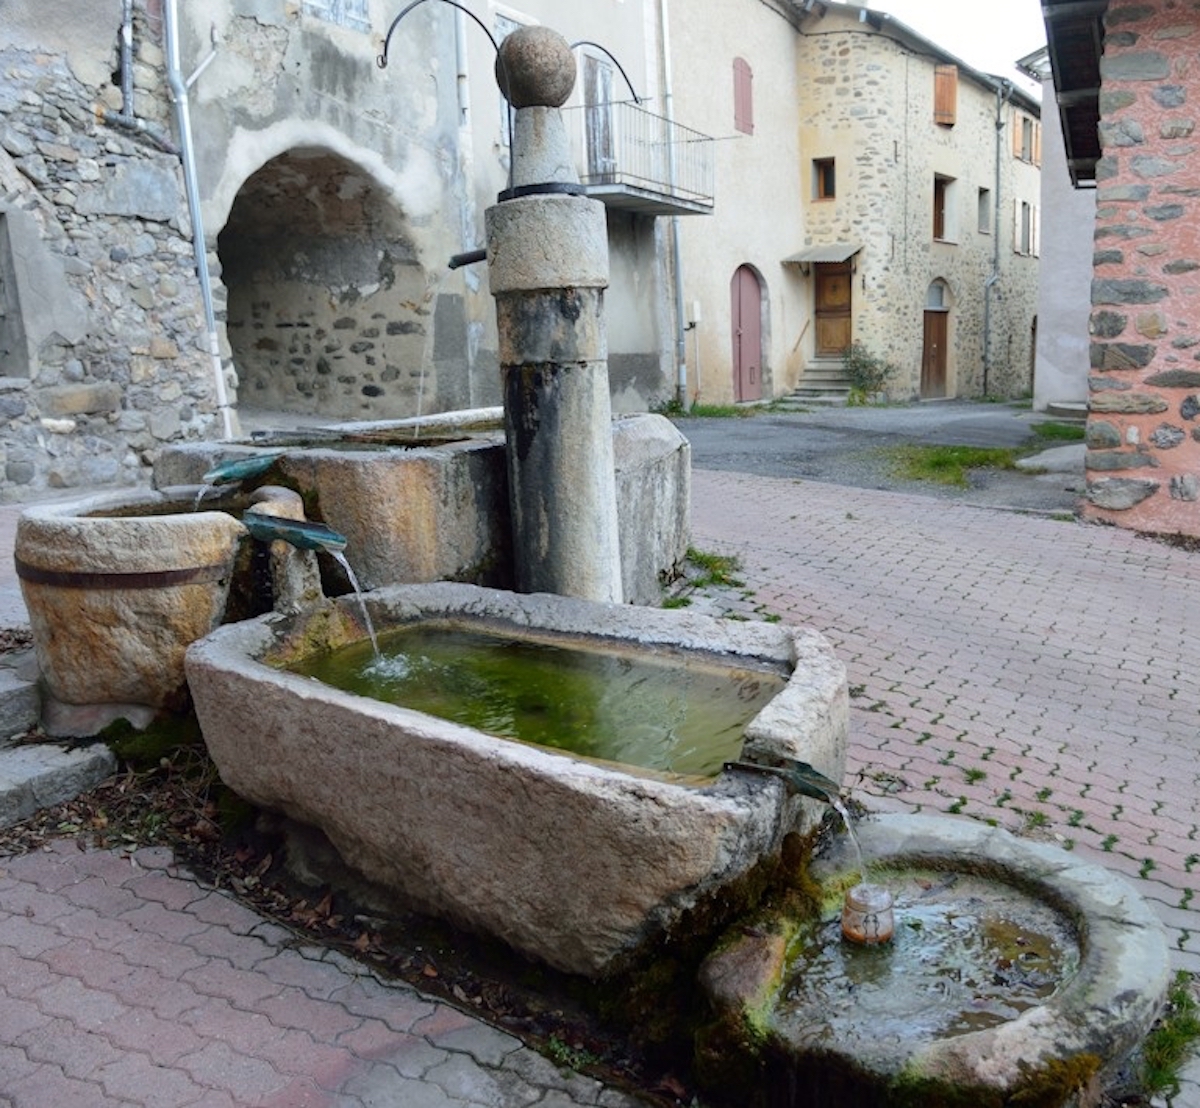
[
  {"left": 1032, "top": 205, "right": 1041, "bottom": 258},
  {"left": 1013, "top": 197, "right": 1022, "bottom": 253},
  {"left": 1013, "top": 112, "right": 1023, "bottom": 158},
  {"left": 734, "top": 57, "right": 754, "bottom": 135},
  {"left": 933, "top": 65, "right": 957, "bottom": 126},
  {"left": 1033, "top": 122, "right": 1042, "bottom": 167}
]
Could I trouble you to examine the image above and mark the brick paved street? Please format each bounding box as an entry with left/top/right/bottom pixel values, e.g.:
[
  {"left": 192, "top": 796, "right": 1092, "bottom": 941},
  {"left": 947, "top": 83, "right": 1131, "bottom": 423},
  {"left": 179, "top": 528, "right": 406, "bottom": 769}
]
[
  {"left": 4, "top": 460, "right": 1200, "bottom": 1105},
  {"left": 0, "top": 840, "right": 643, "bottom": 1108},
  {"left": 689, "top": 467, "right": 1200, "bottom": 975}
]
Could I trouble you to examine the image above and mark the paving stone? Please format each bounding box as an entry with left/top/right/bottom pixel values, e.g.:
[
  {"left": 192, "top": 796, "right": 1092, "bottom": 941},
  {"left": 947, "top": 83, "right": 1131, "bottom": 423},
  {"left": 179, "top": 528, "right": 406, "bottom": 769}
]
[{"left": 0, "top": 743, "right": 116, "bottom": 829}]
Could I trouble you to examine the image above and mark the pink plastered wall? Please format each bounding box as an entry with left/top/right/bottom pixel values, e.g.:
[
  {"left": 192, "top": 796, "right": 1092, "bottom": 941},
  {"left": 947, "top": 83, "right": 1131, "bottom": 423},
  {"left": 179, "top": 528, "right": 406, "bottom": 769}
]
[{"left": 1085, "top": 1, "right": 1200, "bottom": 534}]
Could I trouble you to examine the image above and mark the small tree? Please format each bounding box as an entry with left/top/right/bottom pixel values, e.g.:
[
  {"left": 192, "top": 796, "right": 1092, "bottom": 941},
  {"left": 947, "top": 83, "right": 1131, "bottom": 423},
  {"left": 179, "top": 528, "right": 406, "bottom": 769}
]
[{"left": 841, "top": 342, "right": 897, "bottom": 405}]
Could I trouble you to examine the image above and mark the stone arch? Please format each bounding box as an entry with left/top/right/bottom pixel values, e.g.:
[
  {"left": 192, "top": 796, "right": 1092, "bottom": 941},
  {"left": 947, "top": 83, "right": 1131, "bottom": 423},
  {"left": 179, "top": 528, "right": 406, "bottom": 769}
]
[{"left": 215, "top": 136, "right": 446, "bottom": 423}]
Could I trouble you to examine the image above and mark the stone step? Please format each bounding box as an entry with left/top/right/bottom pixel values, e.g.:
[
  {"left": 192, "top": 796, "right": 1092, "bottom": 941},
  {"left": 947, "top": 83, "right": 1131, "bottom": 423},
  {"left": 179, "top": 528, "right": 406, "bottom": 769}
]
[
  {"left": 0, "top": 646, "right": 118, "bottom": 829},
  {"left": 0, "top": 741, "right": 117, "bottom": 829},
  {"left": 0, "top": 650, "right": 40, "bottom": 743}
]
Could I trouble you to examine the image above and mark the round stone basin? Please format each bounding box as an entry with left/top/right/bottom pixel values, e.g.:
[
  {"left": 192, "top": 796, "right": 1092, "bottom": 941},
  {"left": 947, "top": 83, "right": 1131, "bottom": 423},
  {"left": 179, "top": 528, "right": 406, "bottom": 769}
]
[
  {"left": 698, "top": 814, "right": 1170, "bottom": 1108},
  {"left": 15, "top": 490, "right": 248, "bottom": 712}
]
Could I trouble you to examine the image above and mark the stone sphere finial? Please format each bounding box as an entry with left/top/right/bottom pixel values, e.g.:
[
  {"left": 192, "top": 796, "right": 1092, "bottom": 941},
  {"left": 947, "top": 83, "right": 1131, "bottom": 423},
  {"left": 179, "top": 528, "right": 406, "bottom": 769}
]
[{"left": 495, "top": 26, "right": 576, "bottom": 109}]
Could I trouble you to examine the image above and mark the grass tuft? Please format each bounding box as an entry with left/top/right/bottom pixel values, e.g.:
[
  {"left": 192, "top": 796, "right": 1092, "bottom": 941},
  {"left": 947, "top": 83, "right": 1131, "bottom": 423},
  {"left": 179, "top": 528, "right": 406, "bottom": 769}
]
[
  {"left": 1030, "top": 420, "right": 1087, "bottom": 443},
  {"left": 883, "top": 444, "right": 1022, "bottom": 487},
  {"left": 1140, "top": 972, "right": 1200, "bottom": 1097}
]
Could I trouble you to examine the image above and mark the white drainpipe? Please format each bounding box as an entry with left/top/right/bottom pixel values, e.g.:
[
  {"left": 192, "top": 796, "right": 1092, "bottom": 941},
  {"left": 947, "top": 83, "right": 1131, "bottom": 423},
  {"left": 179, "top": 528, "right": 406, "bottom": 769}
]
[
  {"left": 164, "top": 0, "right": 235, "bottom": 440},
  {"left": 659, "top": 0, "right": 689, "bottom": 408}
]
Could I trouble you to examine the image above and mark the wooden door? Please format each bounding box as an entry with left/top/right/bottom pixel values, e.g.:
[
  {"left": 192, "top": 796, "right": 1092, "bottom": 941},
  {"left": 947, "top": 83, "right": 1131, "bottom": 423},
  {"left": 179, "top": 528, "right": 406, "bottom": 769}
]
[
  {"left": 921, "top": 310, "right": 948, "bottom": 397},
  {"left": 814, "top": 262, "right": 852, "bottom": 355},
  {"left": 730, "top": 265, "right": 762, "bottom": 402}
]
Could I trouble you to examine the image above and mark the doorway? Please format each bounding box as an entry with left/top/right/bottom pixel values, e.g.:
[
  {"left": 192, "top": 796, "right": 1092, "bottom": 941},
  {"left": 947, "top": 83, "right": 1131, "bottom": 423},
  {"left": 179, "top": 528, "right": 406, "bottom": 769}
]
[
  {"left": 730, "top": 265, "right": 763, "bottom": 402},
  {"left": 814, "top": 261, "right": 852, "bottom": 356},
  {"left": 921, "top": 279, "right": 951, "bottom": 398}
]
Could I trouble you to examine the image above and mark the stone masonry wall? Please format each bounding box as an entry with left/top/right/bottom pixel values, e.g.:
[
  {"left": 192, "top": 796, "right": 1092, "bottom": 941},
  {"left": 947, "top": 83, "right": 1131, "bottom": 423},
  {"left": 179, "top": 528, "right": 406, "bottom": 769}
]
[
  {"left": 796, "top": 14, "right": 1041, "bottom": 400},
  {"left": 1085, "top": 0, "right": 1200, "bottom": 535},
  {"left": 0, "top": 4, "right": 223, "bottom": 504}
]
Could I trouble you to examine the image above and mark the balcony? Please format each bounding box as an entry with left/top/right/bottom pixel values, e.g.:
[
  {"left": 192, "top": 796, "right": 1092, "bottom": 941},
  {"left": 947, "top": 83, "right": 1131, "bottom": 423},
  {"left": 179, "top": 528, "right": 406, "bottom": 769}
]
[{"left": 563, "top": 100, "right": 714, "bottom": 217}]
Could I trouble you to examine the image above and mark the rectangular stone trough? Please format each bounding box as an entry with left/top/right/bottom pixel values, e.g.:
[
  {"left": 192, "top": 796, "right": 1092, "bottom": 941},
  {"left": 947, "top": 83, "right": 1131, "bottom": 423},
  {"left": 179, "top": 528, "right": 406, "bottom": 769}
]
[
  {"left": 184, "top": 583, "right": 847, "bottom": 977},
  {"left": 155, "top": 409, "right": 689, "bottom": 605}
]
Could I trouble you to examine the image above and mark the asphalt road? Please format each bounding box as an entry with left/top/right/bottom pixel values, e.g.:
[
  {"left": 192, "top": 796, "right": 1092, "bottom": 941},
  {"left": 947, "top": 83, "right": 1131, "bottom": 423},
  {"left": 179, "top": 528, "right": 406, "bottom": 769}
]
[{"left": 670, "top": 400, "right": 1086, "bottom": 514}]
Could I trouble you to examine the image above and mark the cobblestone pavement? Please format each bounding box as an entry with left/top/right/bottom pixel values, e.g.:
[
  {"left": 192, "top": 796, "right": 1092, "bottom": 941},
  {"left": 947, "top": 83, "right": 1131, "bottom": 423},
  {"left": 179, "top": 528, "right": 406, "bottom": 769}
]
[
  {"left": 0, "top": 841, "right": 645, "bottom": 1108},
  {"left": 689, "top": 467, "right": 1200, "bottom": 1103},
  {"left": 690, "top": 467, "right": 1200, "bottom": 973},
  {"left": 4, "top": 459, "right": 1200, "bottom": 1106}
]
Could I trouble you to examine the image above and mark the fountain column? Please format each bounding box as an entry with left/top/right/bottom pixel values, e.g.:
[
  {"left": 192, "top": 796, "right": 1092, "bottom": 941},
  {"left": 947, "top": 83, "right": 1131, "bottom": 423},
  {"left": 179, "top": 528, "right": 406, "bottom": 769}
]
[{"left": 485, "top": 27, "right": 623, "bottom": 603}]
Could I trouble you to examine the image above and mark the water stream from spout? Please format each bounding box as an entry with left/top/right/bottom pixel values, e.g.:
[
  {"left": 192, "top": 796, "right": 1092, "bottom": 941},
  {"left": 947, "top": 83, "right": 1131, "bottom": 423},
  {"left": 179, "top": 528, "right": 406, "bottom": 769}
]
[
  {"left": 831, "top": 797, "right": 866, "bottom": 883},
  {"left": 412, "top": 269, "right": 448, "bottom": 440},
  {"left": 193, "top": 484, "right": 215, "bottom": 512},
  {"left": 330, "top": 551, "right": 379, "bottom": 657}
]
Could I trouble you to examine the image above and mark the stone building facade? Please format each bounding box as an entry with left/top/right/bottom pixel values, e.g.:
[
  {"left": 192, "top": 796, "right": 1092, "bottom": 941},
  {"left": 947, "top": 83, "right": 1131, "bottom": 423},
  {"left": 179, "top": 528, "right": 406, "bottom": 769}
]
[
  {"left": 0, "top": 0, "right": 682, "bottom": 502},
  {"left": 791, "top": 4, "right": 1042, "bottom": 401},
  {"left": 1, "top": 0, "right": 1043, "bottom": 502},
  {"left": 1075, "top": 1, "right": 1200, "bottom": 536},
  {"left": 1, "top": 0, "right": 223, "bottom": 502}
]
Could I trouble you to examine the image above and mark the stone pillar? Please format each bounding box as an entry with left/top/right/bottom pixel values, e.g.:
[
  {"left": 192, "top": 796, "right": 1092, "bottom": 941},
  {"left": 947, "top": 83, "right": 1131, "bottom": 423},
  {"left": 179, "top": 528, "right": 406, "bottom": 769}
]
[{"left": 485, "top": 27, "right": 623, "bottom": 603}]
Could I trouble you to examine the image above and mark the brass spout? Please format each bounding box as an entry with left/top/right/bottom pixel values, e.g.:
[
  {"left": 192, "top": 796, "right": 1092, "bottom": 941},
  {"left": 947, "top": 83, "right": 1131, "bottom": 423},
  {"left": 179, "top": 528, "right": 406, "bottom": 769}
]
[{"left": 725, "top": 758, "right": 843, "bottom": 803}]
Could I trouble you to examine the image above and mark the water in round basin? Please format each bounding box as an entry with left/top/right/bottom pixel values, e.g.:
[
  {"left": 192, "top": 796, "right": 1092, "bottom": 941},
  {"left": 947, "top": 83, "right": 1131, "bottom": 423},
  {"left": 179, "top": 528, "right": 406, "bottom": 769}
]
[{"left": 777, "top": 866, "right": 1079, "bottom": 1062}]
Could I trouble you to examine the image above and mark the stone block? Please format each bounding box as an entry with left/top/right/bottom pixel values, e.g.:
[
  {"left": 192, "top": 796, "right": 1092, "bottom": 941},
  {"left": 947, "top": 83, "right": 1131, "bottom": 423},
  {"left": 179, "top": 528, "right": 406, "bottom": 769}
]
[
  {"left": 0, "top": 743, "right": 117, "bottom": 829},
  {"left": 75, "top": 160, "right": 180, "bottom": 224},
  {"left": 0, "top": 670, "right": 39, "bottom": 741},
  {"left": 1090, "top": 392, "right": 1169, "bottom": 414},
  {"left": 1085, "top": 477, "right": 1160, "bottom": 510},
  {"left": 36, "top": 382, "right": 122, "bottom": 418}
]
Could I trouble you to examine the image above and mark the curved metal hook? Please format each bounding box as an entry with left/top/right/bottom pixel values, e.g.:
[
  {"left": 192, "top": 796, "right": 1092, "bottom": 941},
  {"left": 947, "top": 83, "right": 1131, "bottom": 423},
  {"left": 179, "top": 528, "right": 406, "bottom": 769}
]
[
  {"left": 378, "top": 0, "right": 499, "bottom": 68},
  {"left": 569, "top": 40, "right": 641, "bottom": 105}
]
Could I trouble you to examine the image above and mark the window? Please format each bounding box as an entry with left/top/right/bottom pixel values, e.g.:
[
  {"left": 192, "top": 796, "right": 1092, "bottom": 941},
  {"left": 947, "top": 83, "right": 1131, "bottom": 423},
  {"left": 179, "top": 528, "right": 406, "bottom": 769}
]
[
  {"left": 977, "top": 187, "right": 992, "bottom": 234},
  {"left": 933, "top": 64, "right": 957, "bottom": 126},
  {"left": 584, "top": 53, "right": 615, "bottom": 181},
  {"left": 1014, "top": 199, "right": 1041, "bottom": 256},
  {"left": 734, "top": 57, "right": 754, "bottom": 135},
  {"left": 933, "top": 175, "right": 957, "bottom": 241},
  {"left": 495, "top": 13, "right": 524, "bottom": 147},
  {"left": 813, "top": 158, "right": 835, "bottom": 200},
  {"left": 302, "top": 0, "right": 369, "bottom": 32},
  {"left": 1014, "top": 113, "right": 1042, "bottom": 165}
]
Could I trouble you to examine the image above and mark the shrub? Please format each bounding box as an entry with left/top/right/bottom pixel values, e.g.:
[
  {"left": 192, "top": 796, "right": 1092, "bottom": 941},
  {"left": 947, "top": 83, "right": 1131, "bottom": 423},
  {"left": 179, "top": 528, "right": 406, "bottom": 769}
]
[{"left": 841, "top": 342, "right": 897, "bottom": 404}]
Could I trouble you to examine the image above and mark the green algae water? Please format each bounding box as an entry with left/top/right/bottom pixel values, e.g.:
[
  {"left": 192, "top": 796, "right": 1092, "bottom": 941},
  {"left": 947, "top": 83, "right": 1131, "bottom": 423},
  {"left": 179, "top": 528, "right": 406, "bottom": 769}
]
[
  {"left": 776, "top": 868, "right": 1079, "bottom": 1056},
  {"left": 289, "top": 624, "right": 786, "bottom": 779}
]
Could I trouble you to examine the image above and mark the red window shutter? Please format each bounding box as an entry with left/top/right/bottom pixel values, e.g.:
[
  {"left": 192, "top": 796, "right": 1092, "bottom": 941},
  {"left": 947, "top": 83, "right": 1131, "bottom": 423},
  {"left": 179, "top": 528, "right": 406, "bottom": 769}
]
[
  {"left": 734, "top": 56, "right": 754, "bottom": 135},
  {"left": 934, "top": 65, "right": 957, "bottom": 126}
]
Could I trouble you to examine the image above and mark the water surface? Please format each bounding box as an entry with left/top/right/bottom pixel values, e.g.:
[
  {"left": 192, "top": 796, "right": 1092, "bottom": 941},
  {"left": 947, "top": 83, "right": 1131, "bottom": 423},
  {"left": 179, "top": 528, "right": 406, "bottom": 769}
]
[{"left": 290, "top": 624, "right": 786, "bottom": 778}]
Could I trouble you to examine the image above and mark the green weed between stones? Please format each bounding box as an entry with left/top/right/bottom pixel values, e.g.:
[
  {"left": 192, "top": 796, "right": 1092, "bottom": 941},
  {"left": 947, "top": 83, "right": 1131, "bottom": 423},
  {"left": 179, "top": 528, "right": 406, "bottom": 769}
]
[
  {"left": 881, "top": 444, "right": 1024, "bottom": 487},
  {"left": 1030, "top": 421, "right": 1087, "bottom": 443},
  {"left": 545, "top": 1034, "right": 602, "bottom": 1073},
  {"left": 685, "top": 548, "right": 744, "bottom": 589},
  {"left": 1139, "top": 972, "right": 1200, "bottom": 1098}
]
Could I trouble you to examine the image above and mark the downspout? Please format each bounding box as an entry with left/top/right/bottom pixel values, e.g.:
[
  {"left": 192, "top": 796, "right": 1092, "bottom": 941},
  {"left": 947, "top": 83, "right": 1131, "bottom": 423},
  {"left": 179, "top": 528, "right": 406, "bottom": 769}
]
[
  {"left": 660, "top": 0, "right": 689, "bottom": 408},
  {"left": 983, "top": 79, "right": 1013, "bottom": 398},
  {"left": 96, "top": 0, "right": 179, "bottom": 154},
  {"left": 164, "top": 0, "right": 235, "bottom": 440},
  {"left": 120, "top": 0, "right": 135, "bottom": 115}
]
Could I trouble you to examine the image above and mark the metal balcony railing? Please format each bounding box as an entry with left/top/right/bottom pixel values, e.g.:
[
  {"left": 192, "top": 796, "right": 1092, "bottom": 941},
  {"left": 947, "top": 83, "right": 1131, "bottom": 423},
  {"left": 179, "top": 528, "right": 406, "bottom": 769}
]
[{"left": 563, "top": 100, "right": 714, "bottom": 216}]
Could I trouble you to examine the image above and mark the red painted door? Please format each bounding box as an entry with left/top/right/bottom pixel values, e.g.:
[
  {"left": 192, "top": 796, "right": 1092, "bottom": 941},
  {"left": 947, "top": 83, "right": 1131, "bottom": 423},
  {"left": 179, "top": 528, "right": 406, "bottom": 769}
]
[{"left": 730, "top": 265, "right": 762, "bottom": 402}]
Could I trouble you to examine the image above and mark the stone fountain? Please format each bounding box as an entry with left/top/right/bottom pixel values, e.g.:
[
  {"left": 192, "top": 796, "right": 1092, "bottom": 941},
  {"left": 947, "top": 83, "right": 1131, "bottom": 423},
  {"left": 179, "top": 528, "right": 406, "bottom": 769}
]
[{"left": 12, "top": 12, "right": 1171, "bottom": 1103}]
